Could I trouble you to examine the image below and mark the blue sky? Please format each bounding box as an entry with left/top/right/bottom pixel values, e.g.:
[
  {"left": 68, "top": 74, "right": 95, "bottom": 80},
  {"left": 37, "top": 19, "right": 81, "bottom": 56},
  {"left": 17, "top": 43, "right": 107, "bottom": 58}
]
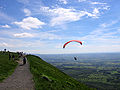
[{"left": 0, "top": 0, "right": 120, "bottom": 54}]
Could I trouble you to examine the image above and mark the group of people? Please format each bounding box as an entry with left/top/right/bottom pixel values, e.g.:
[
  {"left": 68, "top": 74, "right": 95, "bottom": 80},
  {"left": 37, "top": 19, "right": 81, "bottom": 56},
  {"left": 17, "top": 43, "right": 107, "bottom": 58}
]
[
  {"left": 18, "top": 52, "right": 27, "bottom": 65},
  {"left": 9, "top": 53, "right": 15, "bottom": 60},
  {"left": 1, "top": 49, "right": 27, "bottom": 65},
  {"left": 8, "top": 51, "right": 27, "bottom": 65}
]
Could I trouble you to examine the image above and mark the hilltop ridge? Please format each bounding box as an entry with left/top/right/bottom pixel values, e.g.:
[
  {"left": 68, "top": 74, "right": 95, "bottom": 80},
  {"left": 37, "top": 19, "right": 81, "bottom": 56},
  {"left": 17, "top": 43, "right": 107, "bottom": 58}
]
[{"left": 27, "top": 55, "right": 95, "bottom": 90}]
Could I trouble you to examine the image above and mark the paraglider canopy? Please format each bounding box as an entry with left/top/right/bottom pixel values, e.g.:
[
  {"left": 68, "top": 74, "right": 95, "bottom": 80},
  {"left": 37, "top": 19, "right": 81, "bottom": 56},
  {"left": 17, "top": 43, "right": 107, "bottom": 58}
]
[{"left": 63, "top": 40, "right": 82, "bottom": 48}]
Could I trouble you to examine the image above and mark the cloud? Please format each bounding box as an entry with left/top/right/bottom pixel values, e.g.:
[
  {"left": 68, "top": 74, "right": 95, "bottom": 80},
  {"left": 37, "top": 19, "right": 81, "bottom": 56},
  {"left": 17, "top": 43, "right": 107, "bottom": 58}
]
[
  {"left": 47, "top": 30, "right": 61, "bottom": 33},
  {"left": 77, "top": 45, "right": 120, "bottom": 53},
  {"left": 13, "top": 33, "right": 34, "bottom": 38},
  {"left": 1, "top": 24, "right": 11, "bottom": 28},
  {"left": 26, "top": 0, "right": 109, "bottom": 27},
  {"left": 13, "top": 17, "right": 45, "bottom": 30},
  {"left": 49, "top": 8, "right": 87, "bottom": 26},
  {"left": 48, "top": 7, "right": 102, "bottom": 26},
  {"left": 117, "top": 28, "right": 120, "bottom": 32},
  {"left": 38, "top": 32, "right": 62, "bottom": 40},
  {"left": 0, "top": 42, "right": 8, "bottom": 47},
  {"left": 100, "top": 20, "right": 119, "bottom": 28},
  {"left": 39, "top": 5, "right": 110, "bottom": 26},
  {"left": 68, "top": 21, "right": 120, "bottom": 46},
  {"left": 59, "top": 0, "right": 67, "bottom": 4},
  {"left": 93, "top": 8, "right": 99, "bottom": 14},
  {"left": 0, "top": 42, "right": 15, "bottom": 47},
  {"left": 23, "top": 8, "right": 31, "bottom": 16},
  {"left": 90, "top": 2, "right": 107, "bottom": 5},
  {"left": 78, "top": 0, "right": 86, "bottom": 2},
  {"left": 79, "top": 27, "right": 120, "bottom": 46},
  {"left": 86, "top": 8, "right": 100, "bottom": 18},
  {"left": 89, "top": 1, "right": 110, "bottom": 11},
  {"left": 0, "top": 11, "right": 14, "bottom": 22},
  {"left": 17, "top": 0, "right": 29, "bottom": 4},
  {"left": 0, "top": 37, "right": 45, "bottom": 48},
  {"left": 13, "top": 31, "right": 62, "bottom": 40}
]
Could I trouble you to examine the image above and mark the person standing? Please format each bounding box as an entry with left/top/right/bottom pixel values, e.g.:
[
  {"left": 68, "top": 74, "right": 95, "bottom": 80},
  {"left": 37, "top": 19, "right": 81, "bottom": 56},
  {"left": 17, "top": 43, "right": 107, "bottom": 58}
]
[
  {"left": 4, "top": 49, "right": 6, "bottom": 52},
  {"left": 12, "top": 54, "right": 15, "bottom": 60},
  {"left": 9, "top": 53, "right": 11, "bottom": 60},
  {"left": 23, "top": 56, "right": 27, "bottom": 65}
]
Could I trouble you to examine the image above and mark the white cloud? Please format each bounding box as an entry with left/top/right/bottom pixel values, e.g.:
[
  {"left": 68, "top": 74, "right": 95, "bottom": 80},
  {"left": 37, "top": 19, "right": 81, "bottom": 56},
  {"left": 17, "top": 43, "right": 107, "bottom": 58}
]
[
  {"left": 86, "top": 8, "right": 100, "bottom": 18},
  {"left": 39, "top": 6, "right": 110, "bottom": 26},
  {"left": 47, "top": 30, "right": 61, "bottom": 33},
  {"left": 90, "top": 2, "right": 107, "bottom": 5},
  {"left": 102, "top": 6, "right": 110, "bottom": 10},
  {"left": 28, "top": 0, "right": 109, "bottom": 27},
  {"left": 1, "top": 24, "right": 10, "bottom": 28},
  {"left": 0, "top": 38, "right": 45, "bottom": 48},
  {"left": 13, "top": 31, "right": 62, "bottom": 40},
  {"left": 89, "top": 1, "right": 110, "bottom": 11},
  {"left": 59, "top": 0, "right": 67, "bottom": 4},
  {"left": 78, "top": 0, "right": 86, "bottom": 2},
  {"left": 117, "top": 28, "right": 120, "bottom": 32},
  {"left": 67, "top": 21, "right": 120, "bottom": 46},
  {"left": 93, "top": 8, "right": 99, "bottom": 14},
  {"left": 100, "top": 20, "right": 119, "bottom": 28},
  {"left": 47, "top": 7, "right": 102, "bottom": 26},
  {"left": 1, "top": 42, "right": 8, "bottom": 47},
  {"left": 79, "top": 27, "right": 120, "bottom": 46},
  {"left": 49, "top": 8, "right": 87, "bottom": 26},
  {"left": 23, "top": 8, "right": 31, "bottom": 16},
  {"left": 13, "top": 33, "right": 34, "bottom": 38},
  {"left": 13, "top": 17, "right": 45, "bottom": 30},
  {"left": 0, "top": 11, "right": 14, "bottom": 22},
  {"left": 39, "top": 32, "right": 62, "bottom": 40},
  {"left": 17, "top": 0, "right": 29, "bottom": 4},
  {"left": 100, "top": 23, "right": 107, "bottom": 28},
  {"left": 0, "top": 42, "right": 14, "bottom": 47},
  {"left": 77, "top": 45, "right": 120, "bottom": 53}
]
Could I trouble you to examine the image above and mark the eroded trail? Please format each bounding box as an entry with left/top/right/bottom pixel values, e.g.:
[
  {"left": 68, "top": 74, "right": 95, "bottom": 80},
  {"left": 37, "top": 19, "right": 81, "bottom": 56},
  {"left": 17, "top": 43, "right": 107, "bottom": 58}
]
[{"left": 0, "top": 61, "right": 34, "bottom": 90}]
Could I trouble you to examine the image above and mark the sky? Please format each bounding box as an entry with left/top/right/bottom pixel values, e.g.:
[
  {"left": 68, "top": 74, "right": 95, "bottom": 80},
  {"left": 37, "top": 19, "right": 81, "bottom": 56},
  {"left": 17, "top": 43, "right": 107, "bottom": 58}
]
[{"left": 0, "top": 0, "right": 120, "bottom": 54}]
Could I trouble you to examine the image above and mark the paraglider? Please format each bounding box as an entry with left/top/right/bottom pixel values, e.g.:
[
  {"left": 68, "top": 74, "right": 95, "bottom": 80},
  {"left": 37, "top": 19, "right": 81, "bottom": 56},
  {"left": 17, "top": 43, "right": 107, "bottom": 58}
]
[
  {"left": 63, "top": 40, "right": 82, "bottom": 48},
  {"left": 63, "top": 40, "right": 82, "bottom": 60}
]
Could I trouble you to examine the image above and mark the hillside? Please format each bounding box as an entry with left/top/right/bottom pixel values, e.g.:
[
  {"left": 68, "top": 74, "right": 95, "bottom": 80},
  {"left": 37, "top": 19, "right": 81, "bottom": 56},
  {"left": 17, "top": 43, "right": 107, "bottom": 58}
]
[
  {"left": 27, "top": 55, "right": 95, "bottom": 90},
  {"left": 0, "top": 51, "right": 18, "bottom": 82}
]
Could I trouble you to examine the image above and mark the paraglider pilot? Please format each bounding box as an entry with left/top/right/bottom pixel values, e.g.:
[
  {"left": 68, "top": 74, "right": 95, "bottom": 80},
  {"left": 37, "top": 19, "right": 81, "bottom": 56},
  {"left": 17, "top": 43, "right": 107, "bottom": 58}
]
[{"left": 74, "top": 57, "right": 77, "bottom": 60}]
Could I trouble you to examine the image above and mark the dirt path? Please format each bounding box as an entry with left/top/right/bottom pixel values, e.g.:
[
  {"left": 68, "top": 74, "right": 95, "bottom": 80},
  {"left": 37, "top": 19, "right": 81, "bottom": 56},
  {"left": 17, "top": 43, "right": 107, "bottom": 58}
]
[{"left": 0, "top": 60, "right": 35, "bottom": 90}]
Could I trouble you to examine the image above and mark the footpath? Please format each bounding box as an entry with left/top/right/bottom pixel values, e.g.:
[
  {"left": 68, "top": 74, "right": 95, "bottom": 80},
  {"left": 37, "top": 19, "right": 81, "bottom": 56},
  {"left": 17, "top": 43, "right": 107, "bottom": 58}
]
[{"left": 0, "top": 60, "right": 34, "bottom": 90}]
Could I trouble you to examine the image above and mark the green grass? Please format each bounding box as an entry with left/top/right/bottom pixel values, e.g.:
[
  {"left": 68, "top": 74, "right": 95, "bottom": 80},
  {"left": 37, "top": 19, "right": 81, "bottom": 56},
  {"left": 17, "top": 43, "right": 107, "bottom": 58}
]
[
  {"left": 0, "top": 52, "right": 18, "bottom": 82},
  {"left": 27, "top": 55, "right": 96, "bottom": 90}
]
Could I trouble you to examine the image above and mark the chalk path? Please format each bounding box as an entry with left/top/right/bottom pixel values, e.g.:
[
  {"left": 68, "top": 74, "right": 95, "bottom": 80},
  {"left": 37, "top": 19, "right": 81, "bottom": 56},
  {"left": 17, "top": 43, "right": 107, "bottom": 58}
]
[{"left": 0, "top": 60, "right": 35, "bottom": 90}]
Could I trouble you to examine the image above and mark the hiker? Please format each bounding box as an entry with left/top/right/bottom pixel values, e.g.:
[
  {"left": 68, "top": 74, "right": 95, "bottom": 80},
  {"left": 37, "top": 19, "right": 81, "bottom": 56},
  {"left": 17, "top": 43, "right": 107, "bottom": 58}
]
[
  {"left": 12, "top": 54, "right": 15, "bottom": 60},
  {"left": 2, "top": 49, "right": 6, "bottom": 54},
  {"left": 4, "top": 49, "right": 6, "bottom": 52},
  {"left": 23, "top": 56, "right": 27, "bottom": 65},
  {"left": 9, "top": 53, "right": 11, "bottom": 60}
]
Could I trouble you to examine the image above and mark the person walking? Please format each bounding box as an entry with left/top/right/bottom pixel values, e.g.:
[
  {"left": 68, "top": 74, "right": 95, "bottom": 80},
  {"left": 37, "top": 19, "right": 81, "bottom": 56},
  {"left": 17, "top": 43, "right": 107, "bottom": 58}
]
[
  {"left": 9, "top": 53, "right": 11, "bottom": 60},
  {"left": 12, "top": 54, "right": 15, "bottom": 60},
  {"left": 23, "top": 56, "right": 27, "bottom": 65}
]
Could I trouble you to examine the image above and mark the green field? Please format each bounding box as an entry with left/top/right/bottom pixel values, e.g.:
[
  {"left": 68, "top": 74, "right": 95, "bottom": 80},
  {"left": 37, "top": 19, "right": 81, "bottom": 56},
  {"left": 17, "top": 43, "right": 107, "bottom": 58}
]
[
  {"left": 52, "top": 61, "right": 120, "bottom": 90},
  {"left": 27, "top": 55, "right": 95, "bottom": 90},
  {"left": 0, "top": 51, "right": 18, "bottom": 82}
]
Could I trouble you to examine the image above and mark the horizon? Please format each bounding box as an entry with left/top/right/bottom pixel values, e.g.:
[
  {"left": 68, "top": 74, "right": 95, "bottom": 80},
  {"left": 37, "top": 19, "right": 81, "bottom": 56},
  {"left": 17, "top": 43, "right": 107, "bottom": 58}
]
[
  {"left": 0, "top": 0, "right": 120, "bottom": 54},
  {"left": 35, "top": 52, "right": 120, "bottom": 55}
]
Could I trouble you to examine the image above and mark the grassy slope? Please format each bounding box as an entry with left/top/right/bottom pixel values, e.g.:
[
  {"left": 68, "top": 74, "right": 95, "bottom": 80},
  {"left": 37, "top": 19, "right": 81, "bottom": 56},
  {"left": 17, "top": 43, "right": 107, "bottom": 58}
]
[
  {"left": 27, "top": 55, "right": 96, "bottom": 90},
  {"left": 0, "top": 52, "right": 18, "bottom": 82}
]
